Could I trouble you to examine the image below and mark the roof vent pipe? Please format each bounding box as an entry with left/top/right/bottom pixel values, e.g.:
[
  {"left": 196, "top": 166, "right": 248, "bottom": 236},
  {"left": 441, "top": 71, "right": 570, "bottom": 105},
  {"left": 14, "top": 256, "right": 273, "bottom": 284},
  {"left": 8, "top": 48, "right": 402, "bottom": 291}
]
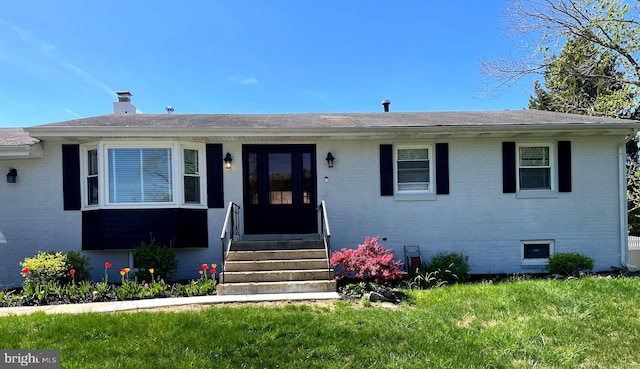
[{"left": 382, "top": 99, "right": 391, "bottom": 112}]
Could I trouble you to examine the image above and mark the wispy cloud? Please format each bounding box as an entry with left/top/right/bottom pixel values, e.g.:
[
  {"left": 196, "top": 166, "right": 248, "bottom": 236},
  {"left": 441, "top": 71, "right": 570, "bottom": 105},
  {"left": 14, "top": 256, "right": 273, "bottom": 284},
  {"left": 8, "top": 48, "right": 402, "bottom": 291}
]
[
  {"left": 63, "top": 108, "right": 82, "bottom": 118},
  {"left": 229, "top": 76, "right": 259, "bottom": 85},
  {"left": 0, "top": 18, "right": 116, "bottom": 98}
]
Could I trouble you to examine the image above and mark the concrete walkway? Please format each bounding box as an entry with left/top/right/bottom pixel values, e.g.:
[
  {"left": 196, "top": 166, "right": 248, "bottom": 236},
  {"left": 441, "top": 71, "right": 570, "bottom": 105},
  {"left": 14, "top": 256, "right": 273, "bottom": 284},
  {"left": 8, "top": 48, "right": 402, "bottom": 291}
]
[{"left": 0, "top": 292, "right": 341, "bottom": 316}]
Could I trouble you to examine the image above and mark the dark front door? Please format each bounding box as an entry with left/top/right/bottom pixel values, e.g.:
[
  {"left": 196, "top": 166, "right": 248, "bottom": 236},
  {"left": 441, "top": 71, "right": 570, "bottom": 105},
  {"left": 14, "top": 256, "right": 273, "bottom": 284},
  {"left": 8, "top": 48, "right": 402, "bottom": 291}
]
[{"left": 243, "top": 145, "right": 317, "bottom": 234}]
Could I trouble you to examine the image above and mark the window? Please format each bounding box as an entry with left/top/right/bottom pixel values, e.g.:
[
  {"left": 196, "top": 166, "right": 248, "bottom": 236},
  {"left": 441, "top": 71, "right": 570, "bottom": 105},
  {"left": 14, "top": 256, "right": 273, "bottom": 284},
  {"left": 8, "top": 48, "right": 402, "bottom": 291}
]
[
  {"left": 183, "top": 148, "right": 200, "bottom": 203},
  {"left": 87, "top": 148, "right": 99, "bottom": 205},
  {"left": 522, "top": 240, "right": 554, "bottom": 265},
  {"left": 396, "top": 146, "right": 431, "bottom": 192},
  {"left": 81, "top": 142, "right": 206, "bottom": 208},
  {"left": 108, "top": 148, "right": 173, "bottom": 203},
  {"left": 518, "top": 145, "right": 553, "bottom": 190}
]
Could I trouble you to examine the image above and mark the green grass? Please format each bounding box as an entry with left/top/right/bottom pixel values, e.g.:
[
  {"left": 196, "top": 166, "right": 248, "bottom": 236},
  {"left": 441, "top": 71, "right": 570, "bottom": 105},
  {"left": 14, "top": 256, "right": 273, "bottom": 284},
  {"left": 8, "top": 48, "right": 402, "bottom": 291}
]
[{"left": 2, "top": 277, "right": 640, "bottom": 368}]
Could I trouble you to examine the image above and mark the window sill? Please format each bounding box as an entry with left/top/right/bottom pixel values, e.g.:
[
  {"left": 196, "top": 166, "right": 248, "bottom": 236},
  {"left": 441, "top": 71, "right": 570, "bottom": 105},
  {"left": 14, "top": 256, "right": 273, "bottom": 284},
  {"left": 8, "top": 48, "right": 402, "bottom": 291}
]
[
  {"left": 394, "top": 193, "right": 436, "bottom": 201},
  {"left": 82, "top": 204, "right": 208, "bottom": 211},
  {"left": 521, "top": 259, "right": 549, "bottom": 267},
  {"left": 516, "top": 190, "right": 559, "bottom": 199}
]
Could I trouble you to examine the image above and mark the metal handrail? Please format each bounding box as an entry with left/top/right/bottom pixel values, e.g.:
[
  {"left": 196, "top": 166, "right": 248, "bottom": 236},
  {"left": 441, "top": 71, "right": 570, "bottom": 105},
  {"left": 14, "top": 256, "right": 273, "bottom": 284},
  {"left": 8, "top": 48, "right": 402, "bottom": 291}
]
[
  {"left": 220, "top": 202, "right": 241, "bottom": 280},
  {"left": 318, "top": 200, "right": 332, "bottom": 279}
]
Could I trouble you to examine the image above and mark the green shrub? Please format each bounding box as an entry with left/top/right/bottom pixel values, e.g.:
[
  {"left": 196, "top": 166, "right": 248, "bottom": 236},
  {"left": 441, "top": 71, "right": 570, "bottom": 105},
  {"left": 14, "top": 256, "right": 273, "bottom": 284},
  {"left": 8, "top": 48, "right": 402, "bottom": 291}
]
[
  {"left": 63, "top": 251, "right": 92, "bottom": 283},
  {"left": 340, "top": 281, "right": 383, "bottom": 298},
  {"left": 547, "top": 252, "right": 594, "bottom": 275},
  {"left": 424, "top": 252, "right": 470, "bottom": 283},
  {"left": 133, "top": 239, "right": 178, "bottom": 282},
  {"left": 20, "top": 251, "right": 68, "bottom": 285}
]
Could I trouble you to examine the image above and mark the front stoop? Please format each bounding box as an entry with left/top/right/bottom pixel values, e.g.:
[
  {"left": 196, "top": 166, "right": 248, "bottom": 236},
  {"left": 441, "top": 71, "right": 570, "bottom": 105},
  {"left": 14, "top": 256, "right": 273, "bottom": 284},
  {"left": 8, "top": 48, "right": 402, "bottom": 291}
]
[{"left": 217, "top": 240, "right": 336, "bottom": 295}]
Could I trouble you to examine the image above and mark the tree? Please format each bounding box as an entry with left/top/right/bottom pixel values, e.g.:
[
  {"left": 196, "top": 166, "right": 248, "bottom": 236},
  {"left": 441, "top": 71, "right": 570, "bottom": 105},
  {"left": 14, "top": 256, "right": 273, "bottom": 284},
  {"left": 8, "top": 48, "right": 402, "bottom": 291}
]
[
  {"left": 483, "top": 0, "right": 640, "bottom": 111},
  {"left": 529, "top": 36, "right": 636, "bottom": 117}
]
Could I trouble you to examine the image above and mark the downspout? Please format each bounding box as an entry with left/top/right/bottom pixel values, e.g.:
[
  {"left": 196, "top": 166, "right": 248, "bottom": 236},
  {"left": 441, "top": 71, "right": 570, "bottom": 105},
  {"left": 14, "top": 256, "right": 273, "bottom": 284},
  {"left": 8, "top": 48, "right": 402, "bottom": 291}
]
[{"left": 619, "top": 128, "right": 638, "bottom": 267}]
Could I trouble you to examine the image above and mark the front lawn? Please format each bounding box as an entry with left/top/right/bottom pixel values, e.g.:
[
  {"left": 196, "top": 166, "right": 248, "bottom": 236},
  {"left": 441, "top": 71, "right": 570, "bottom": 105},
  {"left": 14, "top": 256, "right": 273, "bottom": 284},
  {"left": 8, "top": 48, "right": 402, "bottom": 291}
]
[{"left": 1, "top": 277, "right": 639, "bottom": 368}]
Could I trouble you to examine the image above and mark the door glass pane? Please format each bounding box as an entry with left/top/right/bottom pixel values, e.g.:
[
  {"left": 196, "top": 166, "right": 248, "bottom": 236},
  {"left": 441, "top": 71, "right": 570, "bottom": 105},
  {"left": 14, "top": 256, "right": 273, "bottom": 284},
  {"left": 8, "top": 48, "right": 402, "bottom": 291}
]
[
  {"left": 302, "top": 152, "right": 311, "bottom": 204},
  {"left": 269, "top": 153, "right": 292, "bottom": 205},
  {"left": 248, "top": 152, "right": 258, "bottom": 205}
]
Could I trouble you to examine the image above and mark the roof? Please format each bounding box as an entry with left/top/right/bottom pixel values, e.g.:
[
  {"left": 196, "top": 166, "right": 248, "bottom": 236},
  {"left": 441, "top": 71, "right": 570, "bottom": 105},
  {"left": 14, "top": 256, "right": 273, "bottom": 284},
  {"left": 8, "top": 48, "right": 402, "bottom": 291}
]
[
  {"left": 0, "top": 128, "right": 40, "bottom": 146},
  {"left": 29, "top": 109, "right": 637, "bottom": 129},
  {"left": 24, "top": 110, "right": 640, "bottom": 142},
  {"left": 0, "top": 128, "right": 42, "bottom": 159}
]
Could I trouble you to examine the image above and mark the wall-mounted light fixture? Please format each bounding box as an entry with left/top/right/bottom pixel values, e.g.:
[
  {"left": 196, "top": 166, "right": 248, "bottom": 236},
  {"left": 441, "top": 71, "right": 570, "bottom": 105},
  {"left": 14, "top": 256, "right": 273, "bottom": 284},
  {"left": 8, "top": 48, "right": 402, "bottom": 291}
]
[
  {"left": 224, "top": 153, "right": 233, "bottom": 169},
  {"left": 325, "top": 152, "right": 335, "bottom": 168},
  {"left": 6, "top": 168, "right": 17, "bottom": 183}
]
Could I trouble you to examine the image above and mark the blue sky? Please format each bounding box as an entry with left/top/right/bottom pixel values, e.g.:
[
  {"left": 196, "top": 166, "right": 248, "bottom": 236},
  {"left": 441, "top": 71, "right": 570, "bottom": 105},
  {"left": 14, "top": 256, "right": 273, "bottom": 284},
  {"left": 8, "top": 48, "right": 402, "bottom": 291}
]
[{"left": 0, "top": 1, "right": 534, "bottom": 127}]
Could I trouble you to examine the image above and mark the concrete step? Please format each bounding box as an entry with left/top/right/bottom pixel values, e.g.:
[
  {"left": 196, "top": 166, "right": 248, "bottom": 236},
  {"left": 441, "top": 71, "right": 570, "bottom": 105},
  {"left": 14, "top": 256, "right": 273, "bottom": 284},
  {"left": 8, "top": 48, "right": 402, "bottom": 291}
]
[
  {"left": 231, "top": 240, "right": 324, "bottom": 251},
  {"left": 226, "top": 249, "right": 327, "bottom": 261},
  {"left": 217, "top": 280, "right": 337, "bottom": 295},
  {"left": 221, "top": 269, "right": 333, "bottom": 283},
  {"left": 224, "top": 259, "right": 329, "bottom": 272}
]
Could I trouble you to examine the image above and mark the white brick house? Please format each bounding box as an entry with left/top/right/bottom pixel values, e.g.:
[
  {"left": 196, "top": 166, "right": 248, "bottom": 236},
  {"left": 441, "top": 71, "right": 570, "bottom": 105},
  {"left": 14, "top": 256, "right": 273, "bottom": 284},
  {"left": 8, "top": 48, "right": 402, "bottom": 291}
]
[{"left": 0, "top": 95, "right": 637, "bottom": 288}]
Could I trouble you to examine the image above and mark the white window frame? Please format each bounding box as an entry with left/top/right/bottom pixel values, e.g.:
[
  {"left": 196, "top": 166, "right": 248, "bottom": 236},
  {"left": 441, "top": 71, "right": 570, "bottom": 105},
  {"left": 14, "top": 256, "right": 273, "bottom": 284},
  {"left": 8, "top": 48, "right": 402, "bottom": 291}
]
[
  {"left": 83, "top": 145, "right": 99, "bottom": 208},
  {"left": 516, "top": 143, "right": 555, "bottom": 192},
  {"left": 521, "top": 240, "right": 554, "bottom": 266},
  {"left": 80, "top": 141, "right": 206, "bottom": 209},
  {"left": 181, "top": 144, "right": 205, "bottom": 205},
  {"left": 394, "top": 144, "right": 434, "bottom": 195}
]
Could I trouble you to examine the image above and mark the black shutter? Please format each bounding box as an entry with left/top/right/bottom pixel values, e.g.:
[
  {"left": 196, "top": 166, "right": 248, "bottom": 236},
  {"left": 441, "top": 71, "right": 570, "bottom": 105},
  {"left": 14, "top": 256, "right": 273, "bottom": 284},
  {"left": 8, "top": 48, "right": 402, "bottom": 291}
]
[
  {"left": 502, "top": 142, "right": 517, "bottom": 193},
  {"left": 207, "top": 144, "right": 224, "bottom": 208},
  {"left": 62, "top": 144, "right": 81, "bottom": 210},
  {"left": 380, "top": 144, "right": 393, "bottom": 196},
  {"left": 558, "top": 141, "right": 572, "bottom": 192},
  {"left": 435, "top": 143, "right": 450, "bottom": 195}
]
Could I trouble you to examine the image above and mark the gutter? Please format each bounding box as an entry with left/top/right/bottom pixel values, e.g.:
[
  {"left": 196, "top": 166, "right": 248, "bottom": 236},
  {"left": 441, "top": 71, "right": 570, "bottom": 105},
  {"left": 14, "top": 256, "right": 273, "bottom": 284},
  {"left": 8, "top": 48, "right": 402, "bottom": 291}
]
[
  {"left": 619, "top": 128, "right": 638, "bottom": 267},
  {"left": 0, "top": 143, "right": 44, "bottom": 159}
]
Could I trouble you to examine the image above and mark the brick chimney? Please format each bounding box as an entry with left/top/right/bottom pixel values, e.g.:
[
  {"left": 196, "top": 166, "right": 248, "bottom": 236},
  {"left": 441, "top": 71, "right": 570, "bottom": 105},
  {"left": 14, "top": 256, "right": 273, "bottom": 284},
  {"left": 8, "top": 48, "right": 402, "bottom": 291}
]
[{"left": 113, "top": 91, "right": 136, "bottom": 114}]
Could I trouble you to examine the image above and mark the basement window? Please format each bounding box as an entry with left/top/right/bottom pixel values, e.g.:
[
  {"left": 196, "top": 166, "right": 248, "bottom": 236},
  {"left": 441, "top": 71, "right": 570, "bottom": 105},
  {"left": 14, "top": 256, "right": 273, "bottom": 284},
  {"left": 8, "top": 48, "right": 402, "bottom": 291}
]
[{"left": 522, "top": 240, "right": 554, "bottom": 265}]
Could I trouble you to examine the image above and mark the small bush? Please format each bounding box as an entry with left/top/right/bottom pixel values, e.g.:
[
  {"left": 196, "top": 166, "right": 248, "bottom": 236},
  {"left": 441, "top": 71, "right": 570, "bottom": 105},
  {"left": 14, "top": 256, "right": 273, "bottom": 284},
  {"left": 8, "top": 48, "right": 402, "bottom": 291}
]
[
  {"left": 133, "top": 239, "right": 178, "bottom": 282},
  {"left": 547, "top": 252, "right": 594, "bottom": 276},
  {"left": 330, "top": 236, "right": 404, "bottom": 285},
  {"left": 63, "top": 251, "right": 92, "bottom": 283},
  {"left": 20, "top": 251, "right": 68, "bottom": 285},
  {"left": 424, "top": 252, "right": 470, "bottom": 284},
  {"left": 340, "top": 281, "right": 383, "bottom": 298}
]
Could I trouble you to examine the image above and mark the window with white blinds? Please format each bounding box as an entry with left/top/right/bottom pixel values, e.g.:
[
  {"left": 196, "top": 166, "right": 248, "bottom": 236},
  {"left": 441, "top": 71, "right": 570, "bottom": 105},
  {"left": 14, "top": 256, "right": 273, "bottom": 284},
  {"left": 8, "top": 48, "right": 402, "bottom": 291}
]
[
  {"left": 396, "top": 147, "right": 431, "bottom": 192},
  {"left": 108, "top": 148, "right": 173, "bottom": 203},
  {"left": 518, "top": 145, "right": 552, "bottom": 190}
]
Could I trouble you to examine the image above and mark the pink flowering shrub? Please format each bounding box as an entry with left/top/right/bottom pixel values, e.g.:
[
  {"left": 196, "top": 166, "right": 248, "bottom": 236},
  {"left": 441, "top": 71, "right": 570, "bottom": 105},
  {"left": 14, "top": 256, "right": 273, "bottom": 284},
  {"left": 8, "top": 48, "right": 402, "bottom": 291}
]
[{"left": 330, "top": 236, "right": 404, "bottom": 285}]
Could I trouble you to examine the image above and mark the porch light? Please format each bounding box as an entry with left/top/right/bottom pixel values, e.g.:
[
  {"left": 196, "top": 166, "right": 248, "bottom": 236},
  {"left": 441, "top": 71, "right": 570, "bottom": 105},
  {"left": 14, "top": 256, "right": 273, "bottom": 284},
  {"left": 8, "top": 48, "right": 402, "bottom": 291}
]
[
  {"left": 325, "top": 152, "right": 335, "bottom": 168},
  {"left": 6, "top": 168, "right": 17, "bottom": 183},
  {"left": 224, "top": 152, "right": 233, "bottom": 169}
]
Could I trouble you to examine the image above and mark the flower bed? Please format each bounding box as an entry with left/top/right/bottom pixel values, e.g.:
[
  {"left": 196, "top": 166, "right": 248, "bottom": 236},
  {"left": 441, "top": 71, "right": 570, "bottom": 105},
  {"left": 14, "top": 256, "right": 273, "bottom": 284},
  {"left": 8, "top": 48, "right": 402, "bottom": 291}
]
[{"left": 1, "top": 262, "right": 218, "bottom": 308}]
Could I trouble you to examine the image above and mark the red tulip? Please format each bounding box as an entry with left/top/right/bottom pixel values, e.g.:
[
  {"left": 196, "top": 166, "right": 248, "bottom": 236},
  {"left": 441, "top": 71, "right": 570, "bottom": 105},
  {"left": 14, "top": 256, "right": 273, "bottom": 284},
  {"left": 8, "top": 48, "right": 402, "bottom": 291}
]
[
  {"left": 201, "top": 263, "right": 208, "bottom": 271},
  {"left": 21, "top": 268, "right": 29, "bottom": 275},
  {"left": 70, "top": 269, "right": 76, "bottom": 275},
  {"left": 105, "top": 262, "right": 112, "bottom": 269}
]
